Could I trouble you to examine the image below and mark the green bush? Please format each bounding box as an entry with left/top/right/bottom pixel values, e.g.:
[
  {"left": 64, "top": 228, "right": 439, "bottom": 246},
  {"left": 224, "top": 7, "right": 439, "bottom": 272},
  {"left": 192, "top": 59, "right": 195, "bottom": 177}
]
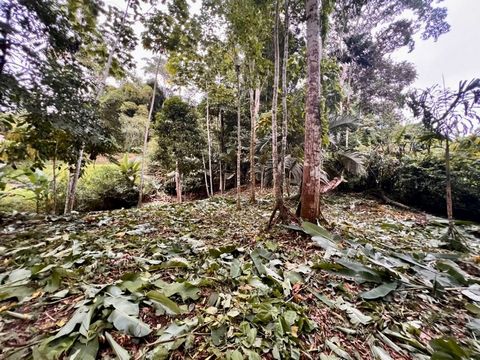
[
  {"left": 74, "top": 164, "right": 139, "bottom": 212},
  {"left": 345, "top": 154, "right": 480, "bottom": 221}
]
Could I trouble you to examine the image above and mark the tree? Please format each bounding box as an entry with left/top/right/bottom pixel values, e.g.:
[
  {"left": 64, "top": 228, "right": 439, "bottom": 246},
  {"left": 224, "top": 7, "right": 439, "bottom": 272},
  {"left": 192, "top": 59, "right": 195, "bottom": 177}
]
[
  {"left": 138, "top": 58, "right": 162, "bottom": 206},
  {"left": 300, "top": 0, "right": 323, "bottom": 221},
  {"left": 154, "top": 96, "right": 204, "bottom": 202},
  {"left": 408, "top": 79, "right": 480, "bottom": 250},
  {"left": 328, "top": 0, "right": 450, "bottom": 118}
]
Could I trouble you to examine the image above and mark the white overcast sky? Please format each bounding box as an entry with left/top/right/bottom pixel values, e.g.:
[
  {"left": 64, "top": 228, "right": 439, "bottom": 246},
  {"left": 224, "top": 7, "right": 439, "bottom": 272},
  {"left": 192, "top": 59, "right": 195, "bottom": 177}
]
[
  {"left": 108, "top": 0, "right": 479, "bottom": 90},
  {"left": 392, "top": 0, "right": 480, "bottom": 89}
]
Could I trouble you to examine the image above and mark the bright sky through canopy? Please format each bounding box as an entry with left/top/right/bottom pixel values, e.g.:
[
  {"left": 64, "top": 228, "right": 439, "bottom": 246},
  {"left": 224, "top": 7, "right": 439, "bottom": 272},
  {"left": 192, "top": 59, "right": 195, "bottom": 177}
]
[
  {"left": 392, "top": 0, "right": 480, "bottom": 90},
  {"left": 108, "top": 0, "right": 479, "bottom": 90}
]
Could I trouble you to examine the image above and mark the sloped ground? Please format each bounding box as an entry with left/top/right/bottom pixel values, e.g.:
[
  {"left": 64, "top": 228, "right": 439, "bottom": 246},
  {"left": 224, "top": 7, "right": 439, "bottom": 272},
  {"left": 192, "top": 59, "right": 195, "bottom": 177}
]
[{"left": 1, "top": 193, "right": 480, "bottom": 359}]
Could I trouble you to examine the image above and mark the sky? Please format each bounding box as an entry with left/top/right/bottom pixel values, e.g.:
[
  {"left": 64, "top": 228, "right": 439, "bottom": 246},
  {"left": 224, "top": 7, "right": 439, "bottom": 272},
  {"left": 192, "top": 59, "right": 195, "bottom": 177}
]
[
  {"left": 392, "top": 0, "right": 480, "bottom": 89},
  {"left": 108, "top": 0, "right": 480, "bottom": 90}
]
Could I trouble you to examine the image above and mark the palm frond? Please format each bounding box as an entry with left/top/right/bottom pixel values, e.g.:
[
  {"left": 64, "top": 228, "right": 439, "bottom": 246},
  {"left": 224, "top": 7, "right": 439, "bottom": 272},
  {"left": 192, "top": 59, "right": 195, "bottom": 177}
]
[
  {"left": 329, "top": 114, "right": 360, "bottom": 131},
  {"left": 336, "top": 151, "right": 366, "bottom": 177}
]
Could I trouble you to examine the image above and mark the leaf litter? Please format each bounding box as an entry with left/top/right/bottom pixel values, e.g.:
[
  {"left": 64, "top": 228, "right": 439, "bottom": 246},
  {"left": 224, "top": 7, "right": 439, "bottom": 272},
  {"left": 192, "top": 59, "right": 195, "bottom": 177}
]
[{"left": 0, "top": 193, "right": 479, "bottom": 359}]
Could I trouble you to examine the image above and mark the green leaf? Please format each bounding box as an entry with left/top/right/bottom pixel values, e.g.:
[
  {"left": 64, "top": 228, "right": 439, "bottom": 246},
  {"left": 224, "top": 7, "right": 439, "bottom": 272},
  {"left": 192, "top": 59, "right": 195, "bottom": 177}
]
[
  {"left": 104, "top": 296, "right": 139, "bottom": 316},
  {"left": 55, "top": 306, "right": 90, "bottom": 339},
  {"left": 7, "top": 268, "right": 31, "bottom": 283},
  {"left": 283, "top": 310, "right": 298, "bottom": 326},
  {"left": 371, "top": 345, "right": 393, "bottom": 360},
  {"left": 211, "top": 324, "right": 227, "bottom": 346},
  {"left": 465, "top": 303, "right": 480, "bottom": 315},
  {"left": 68, "top": 336, "right": 99, "bottom": 360},
  {"left": 147, "top": 290, "right": 183, "bottom": 315},
  {"left": 430, "top": 337, "right": 469, "bottom": 360},
  {"left": 105, "top": 332, "right": 130, "bottom": 360},
  {"left": 0, "top": 285, "right": 33, "bottom": 301},
  {"left": 436, "top": 260, "right": 470, "bottom": 285},
  {"left": 230, "top": 349, "right": 243, "bottom": 360},
  {"left": 153, "top": 280, "right": 200, "bottom": 301},
  {"left": 107, "top": 309, "right": 152, "bottom": 337},
  {"left": 33, "top": 334, "right": 78, "bottom": 360},
  {"left": 326, "top": 339, "right": 353, "bottom": 360},
  {"left": 359, "top": 282, "right": 397, "bottom": 300},
  {"left": 301, "top": 222, "right": 334, "bottom": 240},
  {"left": 251, "top": 249, "right": 267, "bottom": 276},
  {"left": 230, "top": 259, "right": 242, "bottom": 279}
]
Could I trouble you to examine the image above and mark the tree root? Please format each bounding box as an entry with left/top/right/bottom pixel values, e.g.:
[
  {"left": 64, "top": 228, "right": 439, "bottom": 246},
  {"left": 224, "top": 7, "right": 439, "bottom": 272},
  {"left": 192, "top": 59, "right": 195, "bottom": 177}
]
[
  {"left": 368, "top": 189, "right": 416, "bottom": 212},
  {"left": 267, "top": 200, "right": 298, "bottom": 230}
]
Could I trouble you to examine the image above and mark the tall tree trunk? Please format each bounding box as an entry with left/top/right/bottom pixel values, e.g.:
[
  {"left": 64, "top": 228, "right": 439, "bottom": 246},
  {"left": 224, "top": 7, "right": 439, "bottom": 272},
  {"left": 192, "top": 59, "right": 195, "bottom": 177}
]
[
  {"left": 138, "top": 57, "right": 161, "bottom": 207},
  {"left": 260, "top": 165, "right": 264, "bottom": 191},
  {"left": 249, "top": 87, "right": 260, "bottom": 203},
  {"left": 236, "top": 66, "right": 241, "bottom": 209},
  {"left": 52, "top": 142, "right": 58, "bottom": 214},
  {"left": 64, "top": 169, "right": 72, "bottom": 214},
  {"left": 280, "top": 0, "right": 289, "bottom": 193},
  {"left": 66, "top": 0, "right": 132, "bottom": 213},
  {"left": 271, "top": 0, "right": 281, "bottom": 198},
  {"left": 445, "top": 137, "right": 453, "bottom": 227},
  {"left": 0, "top": 3, "right": 12, "bottom": 76},
  {"left": 202, "top": 154, "right": 210, "bottom": 197},
  {"left": 300, "top": 0, "right": 323, "bottom": 221},
  {"left": 268, "top": 0, "right": 293, "bottom": 228},
  {"left": 175, "top": 160, "right": 182, "bottom": 203},
  {"left": 206, "top": 91, "right": 214, "bottom": 196},
  {"left": 219, "top": 160, "right": 223, "bottom": 194},
  {"left": 219, "top": 109, "right": 224, "bottom": 194},
  {"left": 64, "top": 147, "right": 83, "bottom": 213}
]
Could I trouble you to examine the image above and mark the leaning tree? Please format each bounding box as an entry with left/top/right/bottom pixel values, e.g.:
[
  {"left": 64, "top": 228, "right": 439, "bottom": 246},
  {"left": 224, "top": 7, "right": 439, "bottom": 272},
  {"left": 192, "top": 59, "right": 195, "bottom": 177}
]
[{"left": 408, "top": 79, "right": 480, "bottom": 250}]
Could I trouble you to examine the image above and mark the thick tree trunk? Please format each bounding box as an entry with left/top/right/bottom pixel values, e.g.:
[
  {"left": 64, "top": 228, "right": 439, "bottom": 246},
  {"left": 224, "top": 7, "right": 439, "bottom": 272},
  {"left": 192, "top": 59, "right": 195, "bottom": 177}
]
[
  {"left": 300, "top": 0, "right": 323, "bottom": 221},
  {"left": 206, "top": 91, "right": 213, "bottom": 196},
  {"left": 236, "top": 67, "right": 241, "bottom": 209},
  {"left": 138, "top": 57, "right": 161, "bottom": 207},
  {"left": 249, "top": 88, "right": 260, "bottom": 203}
]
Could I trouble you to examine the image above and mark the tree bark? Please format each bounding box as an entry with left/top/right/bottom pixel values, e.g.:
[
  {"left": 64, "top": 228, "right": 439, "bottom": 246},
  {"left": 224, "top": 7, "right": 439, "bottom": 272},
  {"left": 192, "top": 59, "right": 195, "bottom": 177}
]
[
  {"left": 202, "top": 153, "right": 210, "bottom": 197},
  {"left": 175, "top": 160, "right": 182, "bottom": 203},
  {"left": 52, "top": 143, "right": 58, "bottom": 214},
  {"left": 445, "top": 137, "right": 453, "bottom": 227},
  {"left": 138, "top": 57, "right": 161, "bottom": 207},
  {"left": 236, "top": 66, "right": 241, "bottom": 209},
  {"left": 268, "top": 0, "right": 294, "bottom": 229},
  {"left": 206, "top": 91, "right": 214, "bottom": 196},
  {"left": 0, "top": 2, "right": 12, "bottom": 76},
  {"left": 280, "top": 0, "right": 289, "bottom": 194},
  {"left": 300, "top": 0, "right": 323, "bottom": 221},
  {"left": 249, "top": 87, "right": 260, "bottom": 203},
  {"left": 271, "top": 0, "right": 281, "bottom": 201},
  {"left": 219, "top": 109, "right": 224, "bottom": 194},
  {"left": 64, "top": 147, "right": 83, "bottom": 214},
  {"left": 66, "top": 0, "right": 132, "bottom": 213}
]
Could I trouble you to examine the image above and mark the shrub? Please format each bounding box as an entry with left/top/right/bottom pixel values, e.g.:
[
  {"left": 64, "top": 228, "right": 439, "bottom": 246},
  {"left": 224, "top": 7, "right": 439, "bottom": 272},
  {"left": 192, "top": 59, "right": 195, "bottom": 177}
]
[
  {"left": 344, "top": 153, "right": 480, "bottom": 221},
  {"left": 74, "top": 164, "right": 139, "bottom": 212}
]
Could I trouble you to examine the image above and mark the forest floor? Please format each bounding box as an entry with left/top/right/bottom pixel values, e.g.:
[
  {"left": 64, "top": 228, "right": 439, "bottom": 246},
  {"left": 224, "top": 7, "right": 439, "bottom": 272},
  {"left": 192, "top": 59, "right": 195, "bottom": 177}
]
[{"left": 1, "top": 192, "right": 480, "bottom": 359}]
